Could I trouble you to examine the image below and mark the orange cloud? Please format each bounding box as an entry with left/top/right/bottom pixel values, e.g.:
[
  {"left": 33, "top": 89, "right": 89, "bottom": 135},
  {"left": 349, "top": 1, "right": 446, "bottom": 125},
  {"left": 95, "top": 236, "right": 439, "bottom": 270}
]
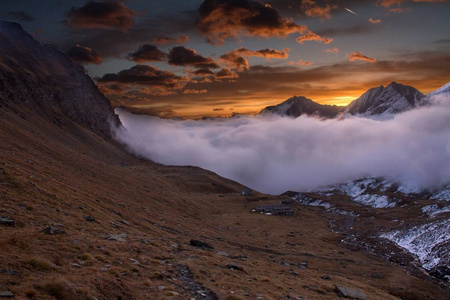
[
  {"left": 153, "top": 35, "right": 189, "bottom": 45},
  {"left": 296, "top": 60, "right": 313, "bottom": 66},
  {"left": 348, "top": 52, "right": 377, "bottom": 63},
  {"left": 183, "top": 89, "right": 208, "bottom": 94},
  {"left": 369, "top": 18, "right": 381, "bottom": 23},
  {"left": 197, "top": 0, "right": 307, "bottom": 45},
  {"left": 301, "top": 0, "right": 337, "bottom": 19},
  {"left": 168, "top": 46, "right": 220, "bottom": 69},
  {"left": 377, "top": 0, "right": 406, "bottom": 7},
  {"left": 389, "top": 7, "right": 413, "bottom": 12},
  {"left": 296, "top": 31, "right": 333, "bottom": 44},
  {"left": 65, "top": 0, "right": 138, "bottom": 31},
  {"left": 219, "top": 47, "right": 290, "bottom": 71},
  {"left": 325, "top": 47, "right": 339, "bottom": 54}
]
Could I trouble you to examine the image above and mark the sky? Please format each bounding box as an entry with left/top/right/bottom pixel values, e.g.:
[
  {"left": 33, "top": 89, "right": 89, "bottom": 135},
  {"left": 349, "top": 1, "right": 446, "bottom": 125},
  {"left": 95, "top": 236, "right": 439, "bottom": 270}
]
[{"left": 1, "top": 0, "right": 449, "bottom": 118}]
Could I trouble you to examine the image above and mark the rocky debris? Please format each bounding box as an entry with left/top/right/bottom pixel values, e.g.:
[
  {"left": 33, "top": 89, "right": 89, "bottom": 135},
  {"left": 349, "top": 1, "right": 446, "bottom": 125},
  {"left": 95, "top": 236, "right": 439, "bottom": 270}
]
[
  {"left": 190, "top": 239, "right": 214, "bottom": 250},
  {"left": 117, "top": 219, "right": 130, "bottom": 226},
  {"left": 42, "top": 225, "right": 65, "bottom": 235},
  {"left": 299, "top": 261, "right": 308, "bottom": 269},
  {"left": 217, "top": 251, "right": 229, "bottom": 257},
  {"left": 335, "top": 285, "right": 367, "bottom": 299},
  {"left": 175, "top": 264, "right": 218, "bottom": 300},
  {"left": 321, "top": 274, "right": 330, "bottom": 280},
  {"left": 0, "top": 269, "right": 20, "bottom": 276},
  {"left": 241, "top": 188, "right": 253, "bottom": 196},
  {"left": 226, "top": 263, "right": 248, "bottom": 273},
  {"left": 0, "top": 216, "right": 14, "bottom": 226},
  {"left": 84, "top": 216, "right": 95, "bottom": 222},
  {"left": 0, "top": 291, "right": 13, "bottom": 298},
  {"left": 108, "top": 233, "right": 128, "bottom": 242}
]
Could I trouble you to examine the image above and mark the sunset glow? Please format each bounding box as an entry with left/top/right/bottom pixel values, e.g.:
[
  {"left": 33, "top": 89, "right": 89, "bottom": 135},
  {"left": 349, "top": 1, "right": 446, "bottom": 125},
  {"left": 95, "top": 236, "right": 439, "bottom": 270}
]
[{"left": 2, "top": 0, "right": 449, "bottom": 118}]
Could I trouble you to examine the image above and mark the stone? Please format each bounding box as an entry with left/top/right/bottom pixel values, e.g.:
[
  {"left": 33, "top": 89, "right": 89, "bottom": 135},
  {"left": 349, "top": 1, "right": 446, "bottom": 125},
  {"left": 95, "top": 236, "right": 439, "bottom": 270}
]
[
  {"left": 42, "top": 226, "right": 65, "bottom": 235},
  {"left": 0, "top": 216, "right": 14, "bottom": 226},
  {"left": 0, "top": 291, "right": 13, "bottom": 298},
  {"left": 226, "top": 263, "right": 248, "bottom": 274},
  {"left": 217, "top": 251, "right": 229, "bottom": 257},
  {"left": 0, "top": 269, "right": 20, "bottom": 275},
  {"left": 299, "top": 261, "right": 308, "bottom": 269},
  {"left": 189, "top": 239, "right": 214, "bottom": 250},
  {"left": 108, "top": 233, "right": 128, "bottom": 242},
  {"left": 84, "top": 216, "right": 95, "bottom": 222},
  {"left": 335, "top": 285, "right": 367, "bottom": 299},
  {"left": 321, "top": 275, "right": 330, "bottom": 280},
  {"left": 118, "top": 219, "right": 130, "bottom": 226}
]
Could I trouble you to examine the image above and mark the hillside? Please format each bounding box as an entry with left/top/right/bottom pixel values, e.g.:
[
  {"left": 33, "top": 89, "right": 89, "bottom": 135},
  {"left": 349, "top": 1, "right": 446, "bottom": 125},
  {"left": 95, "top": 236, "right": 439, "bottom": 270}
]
[{"left": 0, "top": 21, "right": 449, "bottom": 299}]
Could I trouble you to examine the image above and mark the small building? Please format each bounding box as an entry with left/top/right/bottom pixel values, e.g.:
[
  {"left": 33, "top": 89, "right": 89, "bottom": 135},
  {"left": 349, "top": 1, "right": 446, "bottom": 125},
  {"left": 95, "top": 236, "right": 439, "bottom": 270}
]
[{"left": 254, "top": 203, "right": 294, "bottom": 216}]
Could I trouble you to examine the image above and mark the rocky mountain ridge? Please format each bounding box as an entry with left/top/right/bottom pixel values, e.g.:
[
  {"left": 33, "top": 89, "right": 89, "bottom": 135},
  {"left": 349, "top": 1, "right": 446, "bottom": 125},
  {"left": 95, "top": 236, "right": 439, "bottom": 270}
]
[
  {"left": 0, "top": 21, "right": 120, "bottom": 138},
  {"left": 260, "top": 81, "right": 448, "bottom": 119}
]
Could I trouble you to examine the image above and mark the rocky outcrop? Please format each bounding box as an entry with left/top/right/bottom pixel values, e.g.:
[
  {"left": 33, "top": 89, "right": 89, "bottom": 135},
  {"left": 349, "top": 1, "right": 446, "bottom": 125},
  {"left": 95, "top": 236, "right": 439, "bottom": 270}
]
[{"left": 0, "top": 21, "right": 120, "bottom": 138}]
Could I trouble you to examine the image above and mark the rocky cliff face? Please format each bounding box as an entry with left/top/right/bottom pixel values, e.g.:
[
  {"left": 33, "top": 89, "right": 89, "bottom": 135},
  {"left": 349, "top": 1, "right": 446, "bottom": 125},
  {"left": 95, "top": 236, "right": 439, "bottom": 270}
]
[
  {"left": 0, "top": 21, "right": 120, "bottom": 138},
  {"left": 345, "top": 82, "right": 426, "bottom": 116}
]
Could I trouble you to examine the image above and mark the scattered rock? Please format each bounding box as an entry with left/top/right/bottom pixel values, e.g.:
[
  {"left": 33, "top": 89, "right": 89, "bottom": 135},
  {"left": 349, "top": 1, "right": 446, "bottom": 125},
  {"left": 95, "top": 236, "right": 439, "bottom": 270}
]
[
  {"left": 226, "top": 263, "right": 248, "bottom": 273},
  {"left": 118, "top": 219, "right": 130, "bottom": 226},
  {"left": 0, "top": 216, "right": 14, "bottom": 226},
  {"left": 0, "top": 269, "right": 20, "bottom": 275},
  {"left": 84, "top": 216, "right": 95, "bottom": 222},
  {"left": 0, "top": 168, "right": 4, "bottom": 174},
  {"left": 321, "top": 275, "right": 330, "bottom": 280},
  {"left": 42, "top": 225, "right": 65, "bottom": 235},
  {"left": 299, "top": 261, "right": 308, "bottom": 269},
  {"left": 217, "top": 251, "right": 229, "bottom": 257},
  {"left": 190, "top": 239, "right": 214, "bottom": 250},
  {"left": 371, "top": 273, "right": 384, "bottom": 279},
  {"left": 108, "top": 233, "right": 128, "bottom": 242},
  {"left": 0, "top": 291, "right": 13, "bottom": 298},
  {"left": 335, "top": 285, "right": 367, "bottom": 299}
]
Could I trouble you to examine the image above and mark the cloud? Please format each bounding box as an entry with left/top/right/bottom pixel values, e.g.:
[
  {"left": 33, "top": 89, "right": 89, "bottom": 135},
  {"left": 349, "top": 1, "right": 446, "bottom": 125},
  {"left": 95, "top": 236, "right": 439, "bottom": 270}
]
[
  {"left": 191, "top": 69, "right": 216, "bottom": 76},
  {"left": 219, "top": 47, "right": 290, "bottom": 71},
  {"left": 317, "top": 24, "right": 377, "bottom": 37},
  {"left": 197, "top": 0, "right": 308, "bottom": 45},
  {"left": 348, "top": 52, "right": 377, "bottom": 63},
  {"left": 97, "top": 65, "right": 185, "bottom": 87},
  {"left": 153, "top": 35, "right": 189, "bottom": 45},
  {"left": 295, "top": 60, "right": 313, "bottom": 66},
  {"left": 7, "top": 11, "right": 34, "bottom": 22},
  {"left": 296, "top": 31, "right": 333, "bottom": 44},
  {"left": 183, "top": 89, "right": 208, "bottom": 94},
  {"left": 65, "top": 0, "right": 138, "bottom": 31},
  {"left": 369, "top": 18, "right": 381, "bottom": 23},
  {"left": 216, "top": 68, "right": 239, "bottom": 79},
  {"left": 301, "top": 0, "right": 337, "bottom": 19},
  {"left": 168, "top": 46, "right": 220, "bottom": 69},
  {"left": 114, "top": 94, "right": 450, "bottom": 194},
  {"left": 325, "top": 47, "right": 339, "bottom": 54},
  {"left": 127, "top": 44, "right": 167, "bottom": 62},
  {"left": 67, "top": 45, "right": 103, "bottom": 65},
  {"left": 389, "top": 7, "right": 413, "bottom": 12},
  {"left": 377, "top": 0, "right": 406, "bottom": 7}
]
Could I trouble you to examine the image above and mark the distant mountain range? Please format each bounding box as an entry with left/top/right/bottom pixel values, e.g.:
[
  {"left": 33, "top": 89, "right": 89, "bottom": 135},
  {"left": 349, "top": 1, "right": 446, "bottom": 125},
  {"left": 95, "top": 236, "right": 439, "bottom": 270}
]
[{"left": 260, "top": 82, "right": 449, "bottom": 119}]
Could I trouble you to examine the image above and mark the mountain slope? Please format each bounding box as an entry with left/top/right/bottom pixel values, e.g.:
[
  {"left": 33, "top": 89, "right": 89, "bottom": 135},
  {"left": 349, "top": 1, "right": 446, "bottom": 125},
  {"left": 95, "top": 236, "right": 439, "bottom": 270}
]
[
  {"left": 259, "top": 96, "right": 344, "bottom": 118},
  {"left": 345, "top": 82, "right": 426, "bottom": 116},
  {"left": 0, "top": 21, "right": 120, "bottom": 138}
]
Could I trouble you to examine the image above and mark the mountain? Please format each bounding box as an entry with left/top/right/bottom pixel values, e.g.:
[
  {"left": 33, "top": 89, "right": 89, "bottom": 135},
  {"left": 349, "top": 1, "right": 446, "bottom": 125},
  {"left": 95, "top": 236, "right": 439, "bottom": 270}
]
[
  {"left": 0, "top": 21, "right": 120, "bottom": 138},
  {"left": 345, "top": 82, "right": 426, "bottom": 116},
  {"left": 428, "top": 82, "right": 450, "bottom": 96},
  {"left": 259, "top": 96, "right": 345, "bottom": 118}
]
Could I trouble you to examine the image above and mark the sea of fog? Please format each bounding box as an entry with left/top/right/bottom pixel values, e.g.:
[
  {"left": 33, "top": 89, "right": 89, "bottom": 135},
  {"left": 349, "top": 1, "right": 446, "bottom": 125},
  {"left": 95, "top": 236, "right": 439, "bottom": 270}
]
[{"left": 113, "top": 94, "right": 450, "bottom": 195}]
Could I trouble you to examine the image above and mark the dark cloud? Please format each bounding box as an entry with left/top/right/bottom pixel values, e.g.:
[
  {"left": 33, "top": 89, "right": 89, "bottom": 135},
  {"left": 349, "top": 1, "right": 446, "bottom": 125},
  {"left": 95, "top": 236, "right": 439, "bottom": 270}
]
[
  {"left": 127, "top": 44, "right": 167, "bottom": 62},
  {"left": 216, "top": 68, "right": 238, "bottom": 79},
  {"left": 168, "top": 46, "right": 220, "bottom": 69},
  {"left": 301, "top": 0, "right": 337, "bottom": 19},
  {"left": 153, "top": 35, "right": 189, "bottom": 45},
  {"left": 97, "top": 65, "right": 186, "bottom": 87},
  {"left": 7, "top": 11, "right": 34, "bottom": 22},
  {"left": 219, "top": 47, "right": 290, "bottom": 71},
  {"left": 191, "top": 68, "right": 216, "bottom": 76},
  {"left": 197, "top": 0, "right": 308, "bottom": 45},
  {"left": 65, "top": 0, "right": 138, "bottom": 31},
  {"left": 67, "top": 44, "right": 103, "bottom": 65}
]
